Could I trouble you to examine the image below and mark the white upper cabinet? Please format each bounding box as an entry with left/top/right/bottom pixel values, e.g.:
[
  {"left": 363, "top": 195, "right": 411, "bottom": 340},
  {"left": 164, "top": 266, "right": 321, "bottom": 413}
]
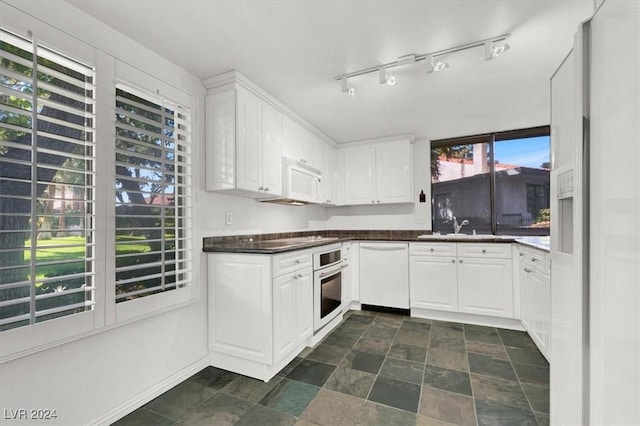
[
  {"left": 204, "top": 71, "right": 335, "bottom": 199},
  {"left": 339, "top": 138, "right": 413, "bottom": 206},
  {"left": 206, "top": 85, "right": 282, "bottom": 197},
  {"left": 282, "top": 115, "right": 322, "bottom": 169},
  {"left": 341, "top": 145, "right": 376, "bottom": 205},
  {"left": 321, "top": 142, "right": 337, "bottom": 205},
  {"left": 375, "top": 141, "right": 413, "bottom": 203},
  {"left": 261, "top": 102, "right": 284, "bottom": 195}
]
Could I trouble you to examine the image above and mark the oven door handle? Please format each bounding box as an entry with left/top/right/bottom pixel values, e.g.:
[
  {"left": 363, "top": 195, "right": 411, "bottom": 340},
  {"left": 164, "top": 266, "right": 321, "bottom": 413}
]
[{"left": 318, "top": 264, "right": 344, "bottom": 278}]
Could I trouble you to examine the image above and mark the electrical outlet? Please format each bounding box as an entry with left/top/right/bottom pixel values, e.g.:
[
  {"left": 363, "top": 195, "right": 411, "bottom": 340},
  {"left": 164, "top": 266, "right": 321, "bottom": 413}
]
[{"left": 225, "top": 212, "right": 232, "bottom": 225}]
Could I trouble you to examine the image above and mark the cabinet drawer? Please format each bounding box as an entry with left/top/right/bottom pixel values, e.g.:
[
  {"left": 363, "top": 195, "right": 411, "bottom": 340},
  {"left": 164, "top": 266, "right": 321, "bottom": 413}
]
[
  {"left": 457, "top": 243, "right": 512, "bottom": 259},
  {"left": 520, "top": 247, "right": 550, "bottom": 274},
  {"left": 272, "top": 250, "right": 312, "bottom": 277},
  {"left": 410, "top": 242, "right": 456, "bottom": 257}
]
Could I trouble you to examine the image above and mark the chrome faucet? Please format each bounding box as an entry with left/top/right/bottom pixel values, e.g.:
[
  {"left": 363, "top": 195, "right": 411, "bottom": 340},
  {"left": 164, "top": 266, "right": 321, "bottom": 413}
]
[{"left": 453, "top": 216, "right": 469, "bottom": 234}]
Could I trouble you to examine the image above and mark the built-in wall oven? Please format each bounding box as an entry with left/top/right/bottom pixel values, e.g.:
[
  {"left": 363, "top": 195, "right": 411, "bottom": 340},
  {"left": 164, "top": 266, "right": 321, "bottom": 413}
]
[{"left": 313, "top": 243, "right": 345, "bottom": 332}]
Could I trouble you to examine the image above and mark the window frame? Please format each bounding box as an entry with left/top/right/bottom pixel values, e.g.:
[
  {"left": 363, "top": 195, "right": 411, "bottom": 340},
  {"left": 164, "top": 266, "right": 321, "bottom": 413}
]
[
  {"left": 0, "top": 23, "right": 106, "bottom": 361},
  {"left": 108, "top": 61, "right": 194, "bottom": 326},
  {"left": 430, "top": 125, "right": 550, "bottom": 235},
  {"left": 0, "top": 12, "right": 197, "bottom": 362}
]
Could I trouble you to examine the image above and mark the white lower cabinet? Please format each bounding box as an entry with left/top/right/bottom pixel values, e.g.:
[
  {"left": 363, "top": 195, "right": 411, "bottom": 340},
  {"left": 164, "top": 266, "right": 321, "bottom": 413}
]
[
  {"left": 409, "top": 242, "right": 513, "bottom": 319},
  {"left": 519, "top": 246, "right": 550, "bottom": 360},
  {"left": 409, "top": 245, "right": 458, "bottom": 311},
  {"left": 273, "top": 268, "right": 313, "bottom": 363},
  {"left": 208, "top": 250, "right": 313, "bottom": 381},
  {"left": 458, "top": 256, "right": 513, "bottom": 318},
  {"left": 208, "top": 254, "right": 273, "bottom": 364},
  {"left": 341, "top": 242, "right": 352, "bottom": 311}
]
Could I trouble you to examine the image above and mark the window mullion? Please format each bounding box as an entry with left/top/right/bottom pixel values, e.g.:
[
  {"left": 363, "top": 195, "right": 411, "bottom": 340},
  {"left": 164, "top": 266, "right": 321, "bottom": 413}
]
[
  {"left": 160, "top": 101, "right": 167, "bottom": 291},
  {"left": 28, "top": 36, "right": 39, "bottom": 326},
  {"left": 489, "top": 134, "right": 497, "bottom": 235}
]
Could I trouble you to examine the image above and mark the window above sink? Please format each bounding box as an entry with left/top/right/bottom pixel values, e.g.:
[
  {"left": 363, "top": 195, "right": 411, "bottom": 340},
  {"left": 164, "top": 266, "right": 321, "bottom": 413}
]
[{"left": 430, "top": 126, "right": 550, "bottom": 237}]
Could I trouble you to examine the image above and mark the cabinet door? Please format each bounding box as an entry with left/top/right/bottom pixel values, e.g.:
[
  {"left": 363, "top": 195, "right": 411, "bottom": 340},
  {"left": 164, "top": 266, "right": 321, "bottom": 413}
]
[
  {"left": 375, "top": 141, "right": 412, "bottom": 203},
  {"left": 209, "top": 254, "right": 272, "bottom": 364},
  {"left": 205, "top": 90, "right": 236, "bottom": 191},
  {"left": 540, "top": 272, "right": 550, "bottom": 359},
  {"left": 457, "top": 257, "right": 513, "bottom": 318},
  {"left": 304, "top": 132, "right": 323, "bottom": 169},
  {"left": 273, "top": 273, "right": 296, "bottom": 363},
  {"left": 321, "top": 142, "right": 336, "bottom": 204},
  {"left": 235, "top": 87, "right": 262, "bottom": 192},
  {"left": 282, "top": 116, "right": 317, "bottom": 165},
  {"left": 359, "top": 243, "right": 409, "bottom": 309},
  {"left": 409, "top": 256, "right": 458, "bottom": 311},
  {"left": 343, "top": 146, "right": 376, "bottom": 205},
  {"left": 520, "top": 265, "right": 534, "bottom": 331},
  {"left": 295, "top": 268, "right": 313, "bottom": 343},
  {"left": 261, "top": 102, "right": 283, "bottom": 196},
  {"left": 532, "top": 271, "right": 550, "bottom": 359},
  {"left": 341, "top": 243, "right": 352, "bottom": 309}
]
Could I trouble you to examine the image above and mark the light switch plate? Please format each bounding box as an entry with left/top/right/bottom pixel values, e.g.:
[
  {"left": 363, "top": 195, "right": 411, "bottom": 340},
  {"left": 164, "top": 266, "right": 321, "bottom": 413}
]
[{"left": 225, "top": 212, "right": 232, "bottom": 225}]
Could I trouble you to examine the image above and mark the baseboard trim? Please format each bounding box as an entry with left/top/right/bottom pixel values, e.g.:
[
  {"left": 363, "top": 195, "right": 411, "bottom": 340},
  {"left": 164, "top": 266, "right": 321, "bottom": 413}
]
[
  {"left": 90, "top": 355, "right": 210, "bottom": 426},
  {"left": 410, "top": 308, "right": 525, "bottom": 330}
]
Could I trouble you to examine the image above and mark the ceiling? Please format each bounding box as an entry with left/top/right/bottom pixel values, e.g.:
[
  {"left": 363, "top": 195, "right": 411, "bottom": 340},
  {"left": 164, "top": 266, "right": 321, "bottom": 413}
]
[{"left": 67, "top": 0, "right": 596, "bottom": 143}]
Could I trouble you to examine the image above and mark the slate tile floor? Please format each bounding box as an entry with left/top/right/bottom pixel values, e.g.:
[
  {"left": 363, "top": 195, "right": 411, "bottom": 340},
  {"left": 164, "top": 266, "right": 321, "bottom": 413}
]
[{"left": 113, "top": 311, "right": 549, "bottom": 425}]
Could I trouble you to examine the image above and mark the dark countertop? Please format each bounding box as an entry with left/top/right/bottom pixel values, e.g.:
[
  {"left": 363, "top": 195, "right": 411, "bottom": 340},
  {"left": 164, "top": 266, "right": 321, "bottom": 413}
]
[{"left": 203, "top": 230, "right": 524, "bottom": 254}]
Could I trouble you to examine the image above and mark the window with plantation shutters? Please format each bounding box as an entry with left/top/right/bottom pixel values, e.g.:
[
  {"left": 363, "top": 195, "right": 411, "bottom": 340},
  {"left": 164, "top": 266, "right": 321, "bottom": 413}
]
[
  {"left": 0, "top": 30, "right": 96, "bottom": 331},
  {"left": 114, "top": 84, "right": 192, "bottom": 302}
]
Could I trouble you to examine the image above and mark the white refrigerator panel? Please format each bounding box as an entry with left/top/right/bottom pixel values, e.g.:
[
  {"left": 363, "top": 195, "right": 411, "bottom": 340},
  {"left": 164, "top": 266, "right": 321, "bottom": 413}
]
[
  {"left": 550, "top": 40, "right": 585, "bottom": 426},
  {"left": 589, "top": 2, "right": 640, "bottom": 424}
]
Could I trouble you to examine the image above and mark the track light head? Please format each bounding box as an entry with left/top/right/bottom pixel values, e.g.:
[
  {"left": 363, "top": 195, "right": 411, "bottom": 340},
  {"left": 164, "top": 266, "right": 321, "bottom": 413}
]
[
  {"left": 387, "top": 74, "right": 397, "bottom": 85},
  {"left": 485, "top": 40, "right": 510, "bottom": 60},
  {"left": 379, "top": 67, "right": 397, "bottom": 85},
  {"left": 341, "top": 77, "right": 356, "bottom": 97},
  {"left": 426, "top": 56, "right": 449, "bottom": 73}
]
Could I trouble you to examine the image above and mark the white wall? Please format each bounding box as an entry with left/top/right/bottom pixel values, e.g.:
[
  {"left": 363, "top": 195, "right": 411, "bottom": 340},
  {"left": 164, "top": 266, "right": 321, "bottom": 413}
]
[
  {"left": 0, "top": 2, "right": 210, "bottom": 425},
  {"left": 196, "top": 192, "right": 328, "bottom": 236}
]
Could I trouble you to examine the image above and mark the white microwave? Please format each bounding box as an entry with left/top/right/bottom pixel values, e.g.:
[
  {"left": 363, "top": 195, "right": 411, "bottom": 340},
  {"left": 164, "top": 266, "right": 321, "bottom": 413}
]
[{"left": 260, "top": 157, "right": 321, "bottom": 205}]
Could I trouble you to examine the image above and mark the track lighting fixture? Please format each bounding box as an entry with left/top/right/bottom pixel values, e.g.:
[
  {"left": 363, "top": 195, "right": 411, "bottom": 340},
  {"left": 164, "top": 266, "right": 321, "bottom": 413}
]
[
  {"left": 341, "top": 77, "right": 356, "bottom": 98},
  {"left": 335, "top": 33, "right": 510, "bottom": 94},
  {"left": 426, "top": 56, "right": 449, "bottom": 73},
  {"left": 379, "top": 67, "right": 397, "bottom": 85},
  {"left": 485, "top": 39, "right": 511, "bottom": 60}
]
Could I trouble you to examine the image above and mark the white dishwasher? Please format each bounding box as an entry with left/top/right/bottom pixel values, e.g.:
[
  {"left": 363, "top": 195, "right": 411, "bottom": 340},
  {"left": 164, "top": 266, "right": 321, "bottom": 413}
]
[{"left": 359, "top": 242, "right": 409, "bottom": 309}]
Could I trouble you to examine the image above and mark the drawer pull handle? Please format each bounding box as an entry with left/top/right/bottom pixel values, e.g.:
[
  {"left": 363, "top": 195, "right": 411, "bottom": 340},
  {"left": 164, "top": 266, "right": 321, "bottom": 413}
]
[
  {"left": 459, "top": 259, "right": 463, "bottom": 263},
  {"left": 295, "top": 259, "right": 301, "bottom": 264},
  {"left": 430, "top": 248, "right": 434, "bottom": 252},
  {"left": 524, "top": 268, "right": 533, "bottom": 273},
  {"left": 519, "top": 252, "right": 526, "bottom": 257},
  {"left": 451, "top": 259, "right": 456, "bottom": 263},
  {"left": 482, "top": 249, "right": 487, "bottom": 254},
  {"left": 532, "top": 258, "right": 539, "bottom": 262}
]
